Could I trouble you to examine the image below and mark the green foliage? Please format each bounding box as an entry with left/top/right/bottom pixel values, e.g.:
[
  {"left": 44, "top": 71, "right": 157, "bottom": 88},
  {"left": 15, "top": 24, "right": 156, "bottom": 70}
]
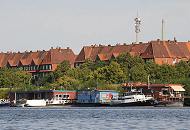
[
  {"left": 53, "top": 60, "right": 71, "bottom": 79},
  {"left": 2, "top": 53, "right": 190, "bottom": 97},
  {"left": 32, "top": 53, "right": 190, "bottom": 96},
  {"left": 94, "top": 61, "right": 127, "bottom": 84},
  {"left": 0, "top": 88, "right": 9, "bottom": 99},
  {"left": 0, "top": 68, "right": 31, "bottom": 98},
  {"left": 130, "top": 64, "right": 148, "bottom": 82},
  {"left": 0, "top": 68, "right": 31, "bottom": 89},
  {"left": 159, "top": 65, "right": 176, "bottom": 83}
]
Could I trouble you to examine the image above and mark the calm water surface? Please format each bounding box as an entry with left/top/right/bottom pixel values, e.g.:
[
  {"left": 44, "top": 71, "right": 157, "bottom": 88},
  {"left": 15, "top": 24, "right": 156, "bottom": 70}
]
[{"left": 0, "top": 107, "right": 190, "bottom": 130}]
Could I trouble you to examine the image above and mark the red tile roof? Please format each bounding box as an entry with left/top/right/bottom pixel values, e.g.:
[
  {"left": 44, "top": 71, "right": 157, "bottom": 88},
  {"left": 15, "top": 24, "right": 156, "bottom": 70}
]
[
  {"left": 41, "top": 48, "right": 76, "bottom": 65},
  {"left": 75, "top": 40, "right": 190, "bottom": 65},
  {"left": 0, "top": 47, "right": 76, "bottom": 68}
]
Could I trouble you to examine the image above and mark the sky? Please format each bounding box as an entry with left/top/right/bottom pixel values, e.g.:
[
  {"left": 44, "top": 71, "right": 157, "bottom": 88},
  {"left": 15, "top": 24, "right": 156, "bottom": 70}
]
[{"left": 0, "top": 0, "right": 190, "bottom": 54}]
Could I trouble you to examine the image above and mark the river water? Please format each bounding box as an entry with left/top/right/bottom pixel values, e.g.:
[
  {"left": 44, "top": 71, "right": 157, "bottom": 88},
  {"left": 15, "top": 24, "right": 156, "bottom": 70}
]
[{"left": 0, "top": 107, "right": 190, "bottom": 130}]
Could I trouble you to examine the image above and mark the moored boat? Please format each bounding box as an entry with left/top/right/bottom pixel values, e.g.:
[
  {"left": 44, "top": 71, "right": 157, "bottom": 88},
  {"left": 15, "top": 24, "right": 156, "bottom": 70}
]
[
  {"left": 110, "top": 89, "right": 155, "bottom": 106},
  {"left": 25, "top": 99, "right": 46, "bottom": 107},
  {"left": 122, "top": 83, "right": 186, "bottom": 107},
  {"left": 9, "top": 90, "right": 77, "bottom": 107},
  {"left": 0, "top": 99, "right": 10, "bottom": 107},
  {"left": 74, "top": 90, "right": 119, "bottom": 107}
]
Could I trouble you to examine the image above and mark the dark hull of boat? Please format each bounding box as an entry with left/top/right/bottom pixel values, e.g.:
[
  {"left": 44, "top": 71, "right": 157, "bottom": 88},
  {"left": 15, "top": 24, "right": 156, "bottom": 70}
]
[
  {"left": 110, "top": 100, "right": 155, "bottom": 107},
  {"left": 154, "top": 101, "right": 184, "bottom": 107},
  {"left": 0, "top": 103, "right": 10, "bottom": 107},
  {"left": 46, "top": 102, "right": 74, "bottom": 106}
]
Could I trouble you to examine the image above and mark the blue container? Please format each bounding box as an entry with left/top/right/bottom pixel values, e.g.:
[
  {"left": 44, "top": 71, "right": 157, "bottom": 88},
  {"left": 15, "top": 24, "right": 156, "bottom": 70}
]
[{"left": 77, "top": 90, "right": 118, "bottom": 104}]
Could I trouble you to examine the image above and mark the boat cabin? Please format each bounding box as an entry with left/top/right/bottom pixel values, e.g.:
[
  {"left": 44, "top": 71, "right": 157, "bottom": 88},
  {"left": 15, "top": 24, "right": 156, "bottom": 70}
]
[{"left": 9, "top": 90, "right": 77, "bottom": 106}]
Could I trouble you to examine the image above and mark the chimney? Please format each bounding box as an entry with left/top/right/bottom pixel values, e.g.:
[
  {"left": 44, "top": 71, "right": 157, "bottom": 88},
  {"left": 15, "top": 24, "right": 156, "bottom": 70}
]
[
  {"left": 66, "top": 47, "right": 69, "bottom": 50},
  {"left": 51, "top": 47, "right": 53, "bottom": 49}
]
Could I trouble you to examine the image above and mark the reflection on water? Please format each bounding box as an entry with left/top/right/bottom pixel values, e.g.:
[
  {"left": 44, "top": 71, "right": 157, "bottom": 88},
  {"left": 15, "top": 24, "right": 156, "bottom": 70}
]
[{"left": 0, "top": 107, "right": 190, "bottom": 130}]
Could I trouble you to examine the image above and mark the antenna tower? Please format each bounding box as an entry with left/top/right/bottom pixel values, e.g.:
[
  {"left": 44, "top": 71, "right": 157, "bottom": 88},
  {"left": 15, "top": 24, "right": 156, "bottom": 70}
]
[{"left": 134, "top": 14, "right": 141, "bottom": 44}]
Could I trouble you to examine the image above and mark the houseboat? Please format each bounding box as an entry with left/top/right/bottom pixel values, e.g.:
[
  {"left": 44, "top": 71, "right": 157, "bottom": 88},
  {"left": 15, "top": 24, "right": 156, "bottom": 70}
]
[
  {"left": 110, "top": 89, "right": 154, "bottom": 106},
  {"left": 9, "top": 90, "right": 77, "bottom": 107},
  {"left": 122, "top": 83, "right": 185, "bottom": 107},
  {"left": 75, "top": 90, "right": 118, "bottom": 107}
]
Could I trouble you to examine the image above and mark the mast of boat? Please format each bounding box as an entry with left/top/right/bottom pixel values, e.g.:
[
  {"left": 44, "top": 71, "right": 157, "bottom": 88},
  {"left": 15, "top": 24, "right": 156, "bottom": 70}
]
[
  {"left": 14, "top": 92, "right": 17, "bottom": 104},
  {"left": 130, "top": 83, "right": 133, "bottom": 92}
]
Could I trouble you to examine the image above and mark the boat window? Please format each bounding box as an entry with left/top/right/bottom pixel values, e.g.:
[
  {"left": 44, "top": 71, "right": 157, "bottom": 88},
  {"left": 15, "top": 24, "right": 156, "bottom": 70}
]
[
  {"left": 162, "top": 90, "right": 169, "bottom": 95},
  {"left": 124, "top": 97, "right": 134, "bottom": 99},
  {"left": 62, "top": 95, "right": 69, "bottom": 99}
]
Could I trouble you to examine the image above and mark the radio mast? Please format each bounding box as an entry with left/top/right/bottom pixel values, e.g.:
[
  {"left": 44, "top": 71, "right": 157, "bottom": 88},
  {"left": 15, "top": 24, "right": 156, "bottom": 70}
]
[
  {"left": 134, "top": 14, "right": 141, "bottom": 44},
  {"left": 162, "top": 19, "right": 165, "bottom": 41}
]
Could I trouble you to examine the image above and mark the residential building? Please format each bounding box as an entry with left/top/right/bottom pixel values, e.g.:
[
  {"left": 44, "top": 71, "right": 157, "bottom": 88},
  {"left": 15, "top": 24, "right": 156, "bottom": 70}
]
[
  {"left": 0, "top": 47, "right": 76, "bottom": 76},
  {"left": 75, "top": 40, "right": 190, "bottom": 66}
]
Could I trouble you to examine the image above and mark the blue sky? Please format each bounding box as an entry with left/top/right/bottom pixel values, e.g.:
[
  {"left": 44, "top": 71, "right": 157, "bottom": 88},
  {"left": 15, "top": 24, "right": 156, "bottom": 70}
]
[{"left": 0, "top": 0, "right": 189, "bottom": 53}]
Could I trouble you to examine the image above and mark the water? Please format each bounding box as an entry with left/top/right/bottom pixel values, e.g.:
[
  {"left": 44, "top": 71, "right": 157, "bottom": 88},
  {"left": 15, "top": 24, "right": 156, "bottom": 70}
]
[{"left": 0, "top": 107, "right": 190, "bottom": 130}]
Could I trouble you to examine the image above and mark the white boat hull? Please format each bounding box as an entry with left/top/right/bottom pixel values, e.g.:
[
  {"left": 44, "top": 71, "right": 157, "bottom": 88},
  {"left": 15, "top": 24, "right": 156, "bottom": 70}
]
[{"left": 25, "top": 100, "right": 46, "bottom": 107}]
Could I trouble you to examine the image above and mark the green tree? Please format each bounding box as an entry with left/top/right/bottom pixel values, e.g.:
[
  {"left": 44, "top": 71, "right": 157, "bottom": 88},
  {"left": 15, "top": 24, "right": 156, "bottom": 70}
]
[
  {"left": 157, "top": 64, "right": 176, "bottom": 83},
  {"left": 130, "top": 64, "right": 148, "bottom": 82},
  {"left": 175, "top": 61, "right": 190, "bottom": 78},
  {"left": 54, "top": 60, "right": 71, "bottom": 79},
  {"left": 94, "top": 61, "right": 127, "bottom": 84},
  {"left": 0, "top": 68, "right": 31, "bottom": 89}
]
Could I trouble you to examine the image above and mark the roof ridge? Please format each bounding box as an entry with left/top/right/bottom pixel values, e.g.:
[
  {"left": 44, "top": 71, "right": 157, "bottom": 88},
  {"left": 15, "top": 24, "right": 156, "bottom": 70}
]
[{"left": 150, "top": 42, "right": 155, "bottom": 58}]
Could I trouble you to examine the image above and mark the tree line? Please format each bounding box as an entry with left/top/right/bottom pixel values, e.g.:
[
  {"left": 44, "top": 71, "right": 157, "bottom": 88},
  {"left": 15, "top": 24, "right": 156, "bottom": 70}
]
[{"left": 1, "top": 53, "right": 190, "bottom": 98}]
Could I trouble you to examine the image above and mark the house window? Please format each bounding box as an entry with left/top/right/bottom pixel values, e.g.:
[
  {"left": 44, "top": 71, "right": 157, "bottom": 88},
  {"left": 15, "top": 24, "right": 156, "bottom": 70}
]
[
  {"left": 46, "top": 65, "right": 49, "bottom": 70},
  {"left": 49, "top": 65, "right": 52, "bottom": 70},
  {"left": 25, "top": 66, "right": 29, "bottom": 71}
]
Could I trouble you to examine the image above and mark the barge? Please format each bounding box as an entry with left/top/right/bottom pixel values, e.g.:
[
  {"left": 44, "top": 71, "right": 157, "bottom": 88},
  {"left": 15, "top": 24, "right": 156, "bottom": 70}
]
[{"left": 74, "top": 90, "right": 118, "bottom": 107}]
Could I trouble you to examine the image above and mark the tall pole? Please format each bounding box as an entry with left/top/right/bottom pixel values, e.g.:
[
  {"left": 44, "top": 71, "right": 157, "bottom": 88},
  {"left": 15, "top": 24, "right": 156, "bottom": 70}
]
[
  {"left": 162, "top": 19, "right": 164, "bottom": 41},
  {"left": 148, "top": 75, "right": 150, "bottom": 89},
  {"left": 135, "top": 15, "right": 141, "bottom": 44}
]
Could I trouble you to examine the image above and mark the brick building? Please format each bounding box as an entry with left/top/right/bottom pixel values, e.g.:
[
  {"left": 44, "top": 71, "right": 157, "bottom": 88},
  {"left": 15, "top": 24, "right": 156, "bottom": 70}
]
[
  {"left": 0, "top": 47, "right": 76, "bottom": 76},
  {"left": 75, "top": 40, "right": 190, "bottom": 66},
  {"left": 1, "top": 39, "right": 190, "bottom": 75}
]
